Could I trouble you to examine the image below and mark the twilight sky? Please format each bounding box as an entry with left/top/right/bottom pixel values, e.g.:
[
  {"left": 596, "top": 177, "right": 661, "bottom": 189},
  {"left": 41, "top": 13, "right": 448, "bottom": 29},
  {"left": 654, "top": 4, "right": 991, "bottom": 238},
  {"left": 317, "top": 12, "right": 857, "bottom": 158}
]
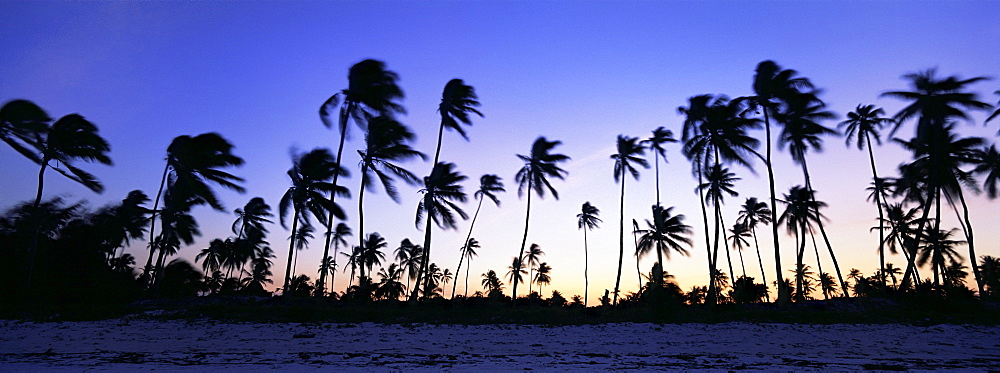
[{"left": 2, "top": 1, "right": 999, "bottom": 304}]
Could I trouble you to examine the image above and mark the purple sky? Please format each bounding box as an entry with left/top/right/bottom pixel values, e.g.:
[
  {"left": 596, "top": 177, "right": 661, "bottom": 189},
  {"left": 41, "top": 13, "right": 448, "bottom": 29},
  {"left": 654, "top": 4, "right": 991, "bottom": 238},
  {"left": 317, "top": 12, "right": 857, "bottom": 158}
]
[{"left": 2, "top": 1, "right": 999, "bottom": 303}]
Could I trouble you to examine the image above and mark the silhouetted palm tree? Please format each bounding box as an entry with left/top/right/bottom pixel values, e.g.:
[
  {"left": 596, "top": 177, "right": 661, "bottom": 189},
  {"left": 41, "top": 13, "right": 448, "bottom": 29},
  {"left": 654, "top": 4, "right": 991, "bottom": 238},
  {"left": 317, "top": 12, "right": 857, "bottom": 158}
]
[
  {"left": 737, "top": 61, "right": 815, "bottom": 304},
  {"left": 0, "top": 99, "right": 49, "bottom": 164},
  {"left": 411, "top": 162, "right": 468, "bottom": 301},
  {"left": 318, "top": 222, "right": 350, "bottom": 296},
  {"left": 317, "top": 255, "right": 336, "bottom": 294},
  {"left": 513, "top": 137, "right": 569, "bottom": 302},
  {"left": 433, "top": 78, "right": 484, "bottom": 165},
  {"left": 452, "top": 174, "right": 504, "bottom": 298},
  {"left": 145, "top": 133, "right": 245, "bottom": 289},
  {"left": 642, "top": 126, "right": 677, "bottom": 205},
  {"left": 375, "top": 263, "right": 406, "bottom": 300},
  {"left": 394, "top": 238, "right": 421, "bottom": 293},
  {"left": 196, "top": 238, "right": 227, "bottom": 276},
  {"left": 507, "top": 257, "right": 527, "bottom": 292},
  {"left": 577, "top": 201, "right": 602, "bottom": 306},
  {"left": 973, "top": 145, "right": 999, "bottom": 199},
  {"left": 979, "top": 255, "right": 1000, "bottom": 297},
  {"left": 737, "top": 197, "right": 772, "bottom": 301},
  {"left": 881, "top": 69, "right": 990, "bottom": 137},
  {"left": 635, "top": 205, "right": 693, "bottom": 287},
  {"left": 481, "top": 269, "right": 504, "bottom": 295},
  {"left": 279, "top": 148, "right": 346, "bottom": 294},
  {"left": 459, "top": 238, "right": 480, "bottom": 298},
  {"left": 728, "top": 222, "right": 751, "bottom": 278},
  {"left": 609, "top": 135, "right": 648, "bottom": 304},
  {"left": 778, "top": 185, "right": 824, "bottom": 301},
  {"left": 358, "top": 232, "right": 388, "bottom": 287},
  {"left": 534, "top": 262, "right": 552, "bottom": 294},
  {"left": 917, "top": 228, "right": 966, "bottom": 287},
  {"left": 231, "top": 197, "right": 272, "bottom": 279},
  {"left": 319, "top": 59, "right": 404, "bottom": 288},
  {"left": 523, "top": 243, "right": 545, "bottom": 295},
  {"left": 840, "top": 104, "right": 894, "bottom": 286},
  {"left": 698, "top": 164, "right": 741, "bottom": 291}
]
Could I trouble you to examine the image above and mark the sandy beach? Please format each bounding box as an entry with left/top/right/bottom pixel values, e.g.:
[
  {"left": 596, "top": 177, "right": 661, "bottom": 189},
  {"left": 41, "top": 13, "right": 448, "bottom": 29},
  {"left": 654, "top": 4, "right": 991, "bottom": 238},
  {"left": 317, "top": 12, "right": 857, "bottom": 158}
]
[{"left": 2, "top": 319, "right": 999, "bottom": 371}]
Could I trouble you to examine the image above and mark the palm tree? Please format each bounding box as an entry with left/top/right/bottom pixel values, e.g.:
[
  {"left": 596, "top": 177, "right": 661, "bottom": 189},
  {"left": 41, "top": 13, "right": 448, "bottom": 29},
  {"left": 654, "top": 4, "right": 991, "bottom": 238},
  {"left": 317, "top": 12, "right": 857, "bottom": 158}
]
[
  {"left": 736, "top": 197, "right": 772, "bottom": 301},
  {"left": 358, "top": 232, "right": 388, "bottom": 287},
  {"left": 698, "top": 164, "right": 741, "bottom": 290},
  {"left": 195, "top": 238, "right": 227, "bottom": 275},
  {"left": 641, "top": 126, "right": 677, "bottom": 205},
  {"left": 884, "top": 263, "right": 902, "bottom": 290},
  {"left": 357, "top": 116, "right": 425, "bottom": 287},
  {"left": 144, "top": 133, "right": 246, "bottom": 289},
  {"left": 451, "top": 174, "right": 504, "bottom": 298},
  {"left": 987, "top": 90, "right": 1000, "bottom": 126},
  {"left": 279, "top": 148, "right": 346, "bottom": 294},
  {"left": 411, "top": 162, "right": 468, "bottom": 301},
  {"left": 319, "top": 59, "right": 404, "bottom": 291},
  {"left": 917, "top": 228, "right": 966, "bottom": 287},
  {"left": 778, "top": 185, "right": 824, "bottom": 301},
  {"left": 534, "top": 262, "right": 552, "bottom": 294},
  {"left": 506, "top": 257, "right": 527, "bottom": 292},
  {"left": 395, "top": 238, "right": 421, "bottom": 292},
  {"left": 512, "top": 137, "right": 569, "bottom": 302},
  {"left": 231, "top": 197, "right": 272, "bottom": 279},
  {"left": 317, "top": 255, "right": 336, "bottom": 294},
  {"left": 978, "top": 255, "right": 1000, "bottom": 297},
  {"left": 318, "top": 222, "right": 351, "bottom": 296},
  {"left": 481, "top": 269, "right": 504, "bottom": 295},
  {"left": 610, "top": 135, "right": 648, "bottom": 304},
  {"left": 728, "top": 222, "right": 751, "bottom": 278},
  {"left": 375, "top": 263, "right": 407, "bottom": 300},
  {"left": 433, "top": 78, "right": 484, "bottom": 165},
  {"left": 819, "top": 272, "right": 838, "bottom": 299},
  {"left": 0, "top": 99, "right": 49, "bottom": 165},
  {"left": 972, "top": 145, "right": 999, "bottom": 199},
  {"left": 290, "top": 223, "right": 315, "bottom": 280},
  {"left": 881, "top": 69, "right": 991, "bottom": 137},
  {"left": 523, "top": 243, "right": 545, "bottom": 295},
  {"left": 777, "top": 93, "right": 849, "bottom": 297},
  {"left": 737, "top": 61, "right": 815, "bottom": 304},
  {"left": 341, "top": 245, "right": 361, "bottom": 288},
  {"left": 459, "top": 238, "right": 480, "bottom": 298},
  {"left": 635, "top": 205, "right": 693, "bottom": 288},
  {"left": 577, "top": 201, "right": 602, "bottom": 306},
  {"left": 839, "top": 104, "right": 894, "bottom": 285}
]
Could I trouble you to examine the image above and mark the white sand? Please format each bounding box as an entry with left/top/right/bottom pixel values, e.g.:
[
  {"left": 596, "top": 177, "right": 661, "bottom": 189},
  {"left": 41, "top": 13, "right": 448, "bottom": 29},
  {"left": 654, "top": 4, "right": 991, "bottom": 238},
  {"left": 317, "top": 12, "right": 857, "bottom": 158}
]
[{"left": 2, "top": 319, "right": 999, "bottom": 371}]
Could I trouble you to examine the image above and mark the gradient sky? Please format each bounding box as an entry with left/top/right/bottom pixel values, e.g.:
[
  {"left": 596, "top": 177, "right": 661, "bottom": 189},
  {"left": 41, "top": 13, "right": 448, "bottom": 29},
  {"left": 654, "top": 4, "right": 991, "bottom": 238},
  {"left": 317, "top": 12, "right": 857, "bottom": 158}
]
[{"left": 3, "top": 1, "right": 999, "bottom": 305}]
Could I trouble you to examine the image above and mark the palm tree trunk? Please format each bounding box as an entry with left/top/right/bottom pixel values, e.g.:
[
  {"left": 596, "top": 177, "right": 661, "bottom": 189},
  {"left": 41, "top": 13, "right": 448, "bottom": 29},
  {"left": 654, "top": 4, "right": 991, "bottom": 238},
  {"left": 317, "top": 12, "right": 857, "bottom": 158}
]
[
  {"left": 866, "top": 134, "right": 887, "bottom": 289},
  {"left": 584, "top": 228, "right": 590, "bottom": 307},
  {"left": 795, "top": 220, "right": 806, "bottom": 301},
  {"left": 953, "top": 187, "right": 983, "bottom": 296},
  {"left": 613, "top": 177, "right": 626, "bottom": 305},
  {"left": 433, "top": 119, "right": 445, "bottom": 167},
  {"left": 696, "top": 166, "right": 716, "bottom": 305},
  {"left": 633, "top": 220, "right": 641, "bottom": 291},
  {"left": 410, "top": 196, "right": 435, "bottom": 302},
  {"left": 283, "top": 210, "right": 300, "bottom": 294},
  {"left": 899, "top": 191, "right": 932, "bottom": 290},
  {"left": 933, "top": 189, "right": 943, "bottom": 287},
  {"left": 801, "top": 157, "right": 850, "bottom": 298},
  {"left": 719, "top": 212, "right": 737, "bottom": 282},
  {"left": 512, "top": 180, "right": 533, "bottom": 304},
  {"left": 356, "top": 164, "right": 369, "bottom": 292},
  {"left": 763, "top": 108, "right": 786, "bottom": 304},
  {"left": 810, "top": 230, "right": 826, "bottom": 299},
  {"left": 143, "top": 162, "right": 170, "bottom": 288},
  {"left": 318, "top": 109, "right": 350, "bottom": 297},
  {"left": 751, "top": 228, "right": 770, "bottom": 302},
  {"left": 26, "top": 159, "right": 49, "bottom": 292},
  {"left": 452, "top": 197, "right": 484, "bottom": 299},
  {"left": 464, "top": 255, "right": 472, "bottom": 298}
]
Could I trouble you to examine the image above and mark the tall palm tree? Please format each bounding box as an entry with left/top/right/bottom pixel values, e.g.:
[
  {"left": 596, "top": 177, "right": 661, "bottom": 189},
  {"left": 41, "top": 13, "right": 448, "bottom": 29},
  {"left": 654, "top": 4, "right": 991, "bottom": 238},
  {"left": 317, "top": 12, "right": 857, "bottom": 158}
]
[
  {"left": 318, "top": 59, "right": 404, "bottom": 292},
  {"left": 512, "top": 137, "right": 569, "bottom": 302},
  {"left": 737, "top": 61, "right": 815, "bottom": 304},
  {"left": 318, "top": 222, "right": 351, "bottom": 296},
  {"left": 0, "top": 99, "right": 49, "bottom": 165},
  {"left": 357, "top": 116, "right": 424, "bottom": 287},
  {"left": 279, "top": 148, "right": 346, "bottom": 294},
  {"left": 698, "top": 164, "right": 741, "bottom": 290},
  {"left": 433, "top": 78, "right": 484, "bottom": 165},
  {"left": 635, "top": 205, "right": 693, "bottom": 287},
  {"left": 451, "top": 174, "right": 504, "bottom": 298},
  {"left": 778, "top": 185, "right": 826, "bottom": 301},
  {"left": 737, "top": 197, "right": 772, "bottom": 301},
  {"left": 144, "top": 133, "right": 245, "bottom": 288},
  {"left": 839, "top": 104, "right": 894, "bottom": 286},
  {"left": 534, "top": 262, "right": 552, "bottom": 294},
  {"left": 728, "top": 222, "right": 751, "bottom": 278},
  {"left": 777, "top": 93, "right": 849, "bottom": 297},
  {"left": 610, "top": 135, "right": 648, "bottom": 304},
  {"left": 642, "top": 126, "right": 677, "bottom": 205},
  {"left": 460, "top": 238, "right": 480, "bottom": 298},
  {"left": 577, "top": 201, "right": 602, "bottom": 307},
  {"left": 411, "top": 162, "right": 468, "bottom": 301},
  {"left": 881, "top": 69, "right": 990, "bottom": 137},
  {"left": 30, "top": 114, "right": 112, "bottom": 208},
  {"left": 523, "top": 243, "right": 545, "bottom": 295}
]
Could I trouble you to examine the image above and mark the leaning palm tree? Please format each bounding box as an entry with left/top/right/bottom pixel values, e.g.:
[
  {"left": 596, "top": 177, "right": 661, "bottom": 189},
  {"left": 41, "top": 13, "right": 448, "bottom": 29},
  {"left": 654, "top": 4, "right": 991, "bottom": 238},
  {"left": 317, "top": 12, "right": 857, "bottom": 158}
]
[
  {"left": 728, "top": 222, "right": 752, "bottom": 278},
  {"left": 195, "top": 238, "right": 227, "bottom": 275},
  {"left": 737, "top": 197, "right": 772, "bottom": 301},
  {"left": 577, "top": 201, "right": 602, "bottom": 306},
  {"left": 840, "top": 104, "right": 894, "bottom": 285},
  {"left": 610, "top": 135, "right": 649, "bottom": 304},
  {"left": 459, "top": 238, "right": 480, "bottom": 298},
  {"left": 641, "top": 126, "right": 677, "bottom": 205},
  {"left": 736, "top": 61, "right": 815, "bottom": 304},
  {"left": 777, "top": 93, "right": 849, "bottom": 297},
  {"left": 451, "top": 174, "right": 504, "bottom": 298},
  {"left": 317, "top": 222, "right": 351, "bottom": 296},
  {"left": 279, "top": 148, "right": 347, "bottom": 294},
  {"left": 523, "top": 243, "right": 545, "bottom": 295},
  {"left": 635, "top": 205, "right": 693, "bottom": 287},
  {"left": 0, "top": 99, "right": 49, "bottom": 165},
  {"left": 512, "top": 137, "right": 570, "bottom": 302},
  {"left": 231, "top": 197, "right": 272, "bottom": 278},
  {"left": 432, "top": 78, "right": 484, "bottom": 165},
  {"left": 411, "top": 162, "right": 468, "bottom": 301},
  {"left": 144, "top": 133, "right": 246, "bottom": 288},
  {"left": 357, "top": 116, "right": 425, "bottom": 283},
  {"left": 318, "top": 59, "right": 404, "bottom": 293}
]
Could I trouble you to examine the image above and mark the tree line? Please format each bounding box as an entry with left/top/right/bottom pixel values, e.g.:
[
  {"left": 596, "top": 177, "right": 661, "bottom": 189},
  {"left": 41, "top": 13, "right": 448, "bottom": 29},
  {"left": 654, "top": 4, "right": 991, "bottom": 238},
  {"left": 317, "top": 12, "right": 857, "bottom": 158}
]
[{"left": 2, "top": 59, "right": 999, "bottom": 308}]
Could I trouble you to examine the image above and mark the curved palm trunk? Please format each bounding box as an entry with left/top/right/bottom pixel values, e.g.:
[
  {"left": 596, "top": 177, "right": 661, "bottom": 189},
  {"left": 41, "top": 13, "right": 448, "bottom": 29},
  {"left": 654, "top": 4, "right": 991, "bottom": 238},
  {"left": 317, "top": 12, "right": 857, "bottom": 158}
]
[
  {"left": 318, "top": 106, "right": 351, "bottom": 296},
  {"left": 696, "top": 167, "right": 717, "bottom": 304},
  {"left": 952, "top": 188, "right": 983, "bottom": 296},
  {"left": 512, "top": 181, "right": 533, "bottom": 304},
  {"left": 633, "top": 221, "right": 641, "bottom": 291},
  {"left": 583, "top": 228, "right": 590, "bottom": 307},
  {"left": 356, "top": 164, "right": 370, "bottom": 292},
  {"left": 718, "top": 211, "right": 736, "bottom": 283},
  {"left": 613, "top": 178, "right": 626, "bottom": 305},
  {"left": 451, "top": 198, "right": 483, "bottom": 298},
  {"left": 865, "top": 134, "right": 887, "bottom": 289},
  {"left": 751, "top": 227, "right": 770, "bottom": 302},
  {"left": 795, "top": 219, "right": 807, "bottom": 301},
  {"left": 433, "top": 119, "right": 446, "bottom": 167},
  {"left": 899, "top": 187, "right": 933, "bottom": 291},
  {"left": 810, "top": 230, "right": 826, "bottom": 299},
  {"left": 763, "top": 109, "right": 786, "bottom": 304},
  {"left": 464, "top": 256, "right": 472, "bottom": 298},
  {"left": 801, "top": 157, "right": 850, "bottom": 298},
  {"left": 282, "top": 210, "right": 300, "bottom": 294},
  {"left": 26, "top": 159, "right": 50, "bottom": 291},
  {"left": 409, "top": 195, "right": 435, "bottom": 302},
  {"left": 143, "top": 163, "right": 170, "bottom": 288}
]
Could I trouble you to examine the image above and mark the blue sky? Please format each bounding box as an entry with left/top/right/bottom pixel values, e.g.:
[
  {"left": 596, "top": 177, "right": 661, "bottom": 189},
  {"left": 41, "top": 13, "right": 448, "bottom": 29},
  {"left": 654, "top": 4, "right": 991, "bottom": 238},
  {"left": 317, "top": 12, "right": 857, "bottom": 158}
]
[{"left": 2, "top": 0, "right": 999, "bottom": 303}]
